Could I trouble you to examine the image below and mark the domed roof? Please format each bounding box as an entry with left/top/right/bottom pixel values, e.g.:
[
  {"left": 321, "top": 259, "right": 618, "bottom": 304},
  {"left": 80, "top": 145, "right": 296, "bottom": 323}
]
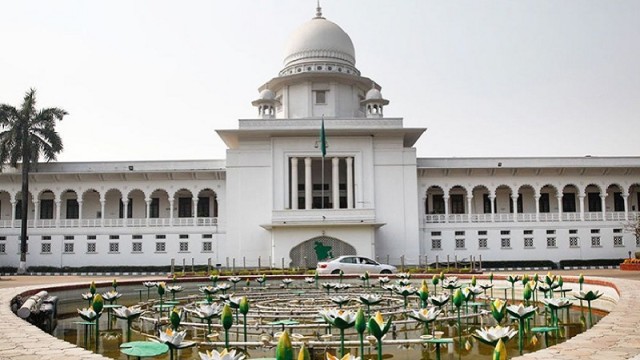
[
  {"left": 365, "top": 88, "right": 383, "bottom": 100},
  {"left": 283, "top": 11, "right": 355, "bottom": 68},
  {"left": 258, "top": 89, "right": 276, "bottom": 101}
]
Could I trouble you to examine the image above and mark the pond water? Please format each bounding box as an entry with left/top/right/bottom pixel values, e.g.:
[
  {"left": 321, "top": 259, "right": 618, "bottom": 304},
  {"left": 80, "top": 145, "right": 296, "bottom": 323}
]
[{"left": 50, "top": 279, "right": 603, "bottom": 360}]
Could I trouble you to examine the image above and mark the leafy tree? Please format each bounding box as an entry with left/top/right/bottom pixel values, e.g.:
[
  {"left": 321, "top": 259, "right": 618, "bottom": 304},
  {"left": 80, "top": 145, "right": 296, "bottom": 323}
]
[{"left": 0, "top": 89, "right": 66, "bottom": 273}]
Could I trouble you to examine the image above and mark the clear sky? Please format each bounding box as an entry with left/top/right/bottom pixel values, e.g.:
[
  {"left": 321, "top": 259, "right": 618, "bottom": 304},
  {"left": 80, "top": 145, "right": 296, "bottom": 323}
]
[{"left": 1, "top": 0, "right": 638, "bottom": 162}]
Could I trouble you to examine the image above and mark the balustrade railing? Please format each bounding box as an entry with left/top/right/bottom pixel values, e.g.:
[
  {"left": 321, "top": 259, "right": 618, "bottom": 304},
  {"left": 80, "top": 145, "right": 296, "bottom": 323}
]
[
  {"left": 425, "top": 211, "right": 639, "bottom": 224},
  {"left": 0, "top": 217, "right": 218, "bottom": 228}
]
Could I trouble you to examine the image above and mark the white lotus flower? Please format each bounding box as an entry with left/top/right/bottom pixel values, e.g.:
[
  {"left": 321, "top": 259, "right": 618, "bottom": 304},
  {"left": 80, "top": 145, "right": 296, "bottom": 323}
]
[
  {"left": 102, "top": 290, "right": 121, "bottom": 302},
  {"left": 378, "top": 276, "right": 390, "bottom": 284},
  {"left": 143, "top": 281, "right": 158, "bottom": 288},
  {"left": 159, "top": 328, "right": 187, "bottom": 345},
  {"left": 429, "top": 294, "right": 450, "bottom": 307},
  {"left": 113, "top": 305, "right": 144, "bottom": 319},
  {"left": 319, "top": 309, "right": 357, "bottom": 329},
  {"left": 166, "top": 285, "right": 183, "bottom": 293},
  {"left": 358, "top": 294, "right": 382, "bottom": 305},
  {"left": 282, "top": 278, "right": 293, "bottom": 284},
  {"left": 326, "top": 353, "right": 361, "bottom": 360},
  {"left": 77, "top": 307, "right": 98, "bottom": 321},
  {"left": 408, "top": 307, "right": 441, "bottom": 323},
  {"left": 330, "top": 296, "right": 350, "bottom": 306},
  {"left": 190, "top": 303, "right": 224, "bottom": 319},
  {"left": 229, "top": 276, "right": 242, "bottom": 283},
  {"left": 473, "top": 325, "right": 517, "bottom": 345},
  {"left": 396, "top": 272, "right": 411, "bottom": 279},
  {"left": 199, "top": 349, "right": 246, "bottom": 360},
  {"left": 304, "top": 277, "right": 315, "bottom": 283},
  {"left": 506, "top": 303, "right": 537, "bottom": 319},
  {"left": 81, "top": 292, "right": 94, "bottom": 300},
  {"left": 541, "top": 298, "right": 572, "bottom": 309},
  {"left": 466, "top": 286, "right": 484, "bottom": 296},
  {"left": 199, "top": 285, "right": 218, "bottom": 294},
  {"left": 216, "top": 283, "right": 231, "bottom": 291}
]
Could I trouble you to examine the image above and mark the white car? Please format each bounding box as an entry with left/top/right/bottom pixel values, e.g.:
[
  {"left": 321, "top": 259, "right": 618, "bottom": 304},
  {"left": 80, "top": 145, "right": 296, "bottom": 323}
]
[{"left": 316, "top": 256, "right": 397, "bottom": 275}]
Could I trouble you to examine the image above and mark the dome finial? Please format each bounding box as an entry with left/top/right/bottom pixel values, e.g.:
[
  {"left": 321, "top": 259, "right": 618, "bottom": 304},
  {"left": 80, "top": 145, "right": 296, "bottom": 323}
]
[{"left": 315, "top": 0, "right": 323, "bottom": 18}]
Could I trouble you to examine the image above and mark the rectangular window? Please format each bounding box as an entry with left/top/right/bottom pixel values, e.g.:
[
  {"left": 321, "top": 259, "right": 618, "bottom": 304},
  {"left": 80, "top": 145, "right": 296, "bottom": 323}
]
[
  {"left": 179, "top": 234, "right": 189, "bottom": 239},
  {"left": 178, "top": 197, "right": 192, "bottom": 217},
  {"left": 109, "top": 242, "right": 119, "bottom": 253},
  {"left": 500, "top": 230, "right": 510, "bottom": 235},
  {"left": 431, "top": 239, "right": 441, "bottom": 250},
  {"left": 591, "top": 229, "right": 600, "bottom": 234},
  {"left": 119, "top": 198, "right": 133, "bottom": 218},
  {"left": 614, "top": 236, "right": 624, "bottom": 247},
  {"left": 42, "top": 235, "right": 51, "bottom": 240},
  {"left": 87, "top": 235, "right": 97, "bottom": 240},
  {"left": 0, "top": 236, "right": 5, "bottom": 240},
  {"left": 132, "top": 242, "right": 142, "bottom": 252},
  {"left": 478, "top": 238, "right": 488, "bottom": 249},
  {"left": 202, "top": 241, "right": 212, "bottom": 252},
  {"left": 40, "top": 199, "right": 54, "bottom": 219},
  {"left": 109, "top": 235, "right": 120, "bottom": 240},
  {"left": 636, "top": 236, "right": 640, "bottom": 247},
  {"left": 87, "top": 243, "right": 96, "bottom": 253},
  {"left": 451, "top": 194, "right": 465, "bottom": 214},
  {"left": 539, "top": 193, "right": 550, "bottom": 213},
  {"left": 455, "top": 238, "right": 465, "bottom": 249},
  {"left": 588, "top": 193, "right": 602, "bottom": 212},
  {"left": 524, "top": 238, "right": 534, "bottom": 248},
  {"left": 314, "top": 90, "right": 327, "bottom": 104},
  {"left": 546, "top": 237, "right": 557, "bottom": 248},
  {"left": 483, "top": 194, "right": 492, "bottom": 214},
  {"left": 132, "top": 234, "right": 143, "bottom": 240},
  {"left": 156, "top": 234, "right": 166, "bottom": 239},
  {"left": 546, "top": 230, "right": 555, "bottom": 235},
  {"left": 64, "top": 235, "right": 74, "bottom": 240},
  {"left": 66, "top": 199, "right": 79, "bottom": 219},
  {"left": 155, "top": 242, "right": 166, "bottom": 252},
  {"left": 64, "top": 243, "right": 74, "bottom": 253},
  {"left": 202, "top": 234, "right": 213, "bottom": 239},
  {"left": 179, "top": 242, "right": 189, "bottom": 252},
  {"left": 524, "top": 230, "right": 533, "bottom": 235},
  {"left": 569, "top": 237, "right": 579, "bottom": 248},
  {"left": 614, "top": 192, "right": 625, "bottom": 212},
  {"left": 197, "top": 197, "right": 210, "bottom": 217},
  {"left": 591, "top": 236, "right": 601, "bottom": 247},
  {"left": 41, "top": 243, "right": 51, "bottom": 253},
  {"left": 613, "top": 228, "right": 623, "bottom": 233},
  {"left": 431, "top": 231, "right": 441, "bottom": 236},
  {"left": 478, "top": 230, "right": 487, "bottom": 236},
  {"left": 501, "top": 238, "right": 511, "bottom": 248},
  {"left": 562, "top": 193, "right": 576, "bottom": 212},
  {"left": 569, "top": 229, "right": 578, "bottom": 234},
  {"left": 15, "top": 200, "right": 22, "bottom": 219},
  {"left": 0, "top": 243, "right": 5, "bottom": 253},
  {"left": 454, "top": 231, "right": 465, "bottom": 236},
  {"left": 150, "top": 197, "right": 160, "bottom": 218}
]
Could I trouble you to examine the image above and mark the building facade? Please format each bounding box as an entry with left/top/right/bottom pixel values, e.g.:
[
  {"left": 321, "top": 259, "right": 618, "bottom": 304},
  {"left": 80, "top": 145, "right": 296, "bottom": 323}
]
[{"left": 0, "top": 7, "right": 638, "bottom": 269}]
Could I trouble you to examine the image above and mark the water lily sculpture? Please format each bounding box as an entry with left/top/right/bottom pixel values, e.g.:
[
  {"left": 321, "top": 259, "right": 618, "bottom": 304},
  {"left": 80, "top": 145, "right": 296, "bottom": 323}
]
[
  {"left": 490, "top": 298, "right": 507, "bottom": 325},
  {"left": 319, "top": 309, "right": 356, "bottom": 357},
  {"left": 200, "top": 285, "right": 219, "bottom": 302},
  {"left": 199, "top": 349, "right": 246, "bottom": 360},
  {"left": 217, "top": 282, "right": 232, "bottom": 294},
  {"left": 239, "top": 296, "right": 249, "bottom": 346},
  {"left": 367, "top": 311, "right": 393, "bottom": 360},
  {"left": 397, "top": 272, "right": 411, "bottom": 280},
  {"left": 188, "top": 303, "right": 223, "bottom": 335},
  {"left": 304, "top": 277, "right": 315, "bottom": 287},
  {"left": 578, "top": 273, "right": 584, "bottom": 291},
  {"left": 429, "top": 293, "right": 450, "bottom": 310},
  {"left": 407, "top": 307, "right": 442, "bottom": 334},
  {"left": 541, "top": 298, "right": 572, "bottom": 335},
  {"left": 473, "top": 325, "right": 517, "bottom": 346},
  {"left": 322, "top": 282, "right": 333, "bottom": 295},
  {"left": 326, "top": 354, "right": 361, "bottom": 360},
  {"left": 91, "top": 294, "right": 104, "bottom": 350},
  {"left": 359, "top": 271, "right": 370, "bottom": 287},
  {"left": 378, "top": 276, "right": 390, "bottom": 285},
  {"left": 229, "top": 276, "right": 242, "bottom": 291},
  {"left": 441, "top": 278, "right": 461, "bottom": 291},
  {"left": 506, "top": 303, "right": 537, "bottom": 354},
  {"left": 89, "top": 281, "right": 97, "bottom": 296},
  {"left": 417, "top": 281, "right": 430, "bottom": 308},
  {"left": 452, "top": 289, "right": 464, "bottom": 344},
  {"left": 256, "top": 274, "right": 267, "bottom": 287},
  {"left": 282, "top": 278, "right": 294, "bottom": 288},
  {"left": 331, "top": 296, "right": 350, "bottom": 308},
  {"left": 157, "top": 282, "right": 166, "bottom": 316},
  {"left": 166, "top": 285, "right": 183, "bottom": 301},
  {"left": 358, "top": 294, "right": 382, "bottom": 316},
  {"left": 159, "top": 327, "right": 187, "bottom": 346},
  {"left": 81, "top": 292, "right": 94, "bottom": 306},
  {"left": 143, "top": 281, "right": 157, "bottom": 299},
  {"left": 276, "top": 330, "right": 293, "bottom": 360},
  {"left": 102, "top": 290, "right": 121, "bottom": 304},
  {"left": 209, "top": 274, "right": 219, "bottom": 286},
  {"left": 221, "top": 303, "right": 234, "bottom": 349},
  {"left": 77, "top": 307, "right": 98, "bottom": 322},
  {"left": 506, "top": 275, "right": 520, "bottom": 301},
  {"left": 113, "top": 305, "right": 144, "bottom": 342},
  {"left": 574, "top": 290, "right": 603, "bottom": 327},
  {"left": 395, "top": 285, "right": 418, "bottom": 308}
]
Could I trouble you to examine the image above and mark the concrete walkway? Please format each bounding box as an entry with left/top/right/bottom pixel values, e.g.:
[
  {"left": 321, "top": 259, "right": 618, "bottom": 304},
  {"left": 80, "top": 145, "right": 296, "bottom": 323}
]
[{"left": 1, "top": 270, "right": 640, "bottom": 359}]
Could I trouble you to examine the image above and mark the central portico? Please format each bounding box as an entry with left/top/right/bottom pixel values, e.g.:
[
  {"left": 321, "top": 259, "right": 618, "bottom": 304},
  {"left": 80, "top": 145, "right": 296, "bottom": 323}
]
[{"left": 217, "top": 7, "right": 424, "bottom": 268}]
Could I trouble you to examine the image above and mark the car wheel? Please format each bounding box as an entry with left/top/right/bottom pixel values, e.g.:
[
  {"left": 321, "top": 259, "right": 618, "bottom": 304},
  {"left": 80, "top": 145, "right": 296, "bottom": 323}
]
[
  {"left": 331, "top": 269, "right": 342, "bottom": 275},
  {"left": 380, "top": 269, "right": 392, "bottom": 274}
]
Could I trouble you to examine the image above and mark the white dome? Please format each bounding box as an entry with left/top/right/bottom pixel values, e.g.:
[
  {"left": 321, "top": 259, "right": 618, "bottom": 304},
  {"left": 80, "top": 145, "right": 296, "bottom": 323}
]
[
  {"left": 283, "top": 16, "right": 355, "bottom": 68},
  {"left": 365, "top": 88, "right": 383, "bottom": 100},
  {"left": 258, "top": 89, "right": 276, "bottom": 101}
]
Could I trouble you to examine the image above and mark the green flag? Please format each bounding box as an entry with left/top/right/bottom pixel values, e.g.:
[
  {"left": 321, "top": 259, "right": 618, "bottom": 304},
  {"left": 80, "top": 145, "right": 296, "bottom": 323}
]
[{"left": 319, "top": 117, "right": 327, "bottom": 157}]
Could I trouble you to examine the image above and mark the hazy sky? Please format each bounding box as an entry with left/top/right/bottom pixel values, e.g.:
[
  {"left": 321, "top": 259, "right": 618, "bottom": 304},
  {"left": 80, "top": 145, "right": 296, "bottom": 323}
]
[{"left": 1, "top": 0, "right": 638, "bottom": 162}]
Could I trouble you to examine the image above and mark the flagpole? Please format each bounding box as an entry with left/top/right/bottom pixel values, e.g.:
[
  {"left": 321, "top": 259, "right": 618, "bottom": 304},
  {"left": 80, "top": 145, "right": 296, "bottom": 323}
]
[{"left": 321, "top": 116, "right": 325, "bottom": 209}]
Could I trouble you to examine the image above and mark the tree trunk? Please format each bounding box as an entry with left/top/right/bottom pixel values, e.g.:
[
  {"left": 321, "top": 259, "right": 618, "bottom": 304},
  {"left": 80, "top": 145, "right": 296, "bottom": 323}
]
[{"left": 18, "top": 134, "right": 29, "bottom": 274}]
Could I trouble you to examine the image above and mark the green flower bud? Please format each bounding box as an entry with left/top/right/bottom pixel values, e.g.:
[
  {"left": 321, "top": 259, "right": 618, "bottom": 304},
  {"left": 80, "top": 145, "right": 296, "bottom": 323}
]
[
  {"left": 523, "top": 283, "right": 532, "bottom": 301},
  {"left": 157, "top": 282, "right": 166, "bottom": 296},
  {"left": 112, "top": 278, "right": 118, "bottom": 290},
  {"left": 239, "top": 296, "right": 249, "bottom": 315},
  {"left": 170, "top": 308, "right": 181, "bottom": 330},
  {"left": 578, "top": 273, "right": 584, "bottom": 284},
  {"left": 89, "top": 281, "right": 96, "bottom": 295},
  {"left": 297, "top": 343, "right": 311, "bottom": 360},
  {"left": 276, "top": 330, "right": 294, "bottom": 360},
  {"left": 221, "top": 304, "right": 233, "bottom": 330},
  {"left": 431, "top": 274, "right": 439, "bottom": 286},
  {"left": 355, "top": 308, "right": 366, "bottom": 334},
  {"left": 471, "top": 276, "right": 477, "bottom": 287},
  {"left": 453, "top": 289, "right": 464, "bottom": 308},
  {"left": 92, "top": 293, "right": 104, "bottom": 314}
]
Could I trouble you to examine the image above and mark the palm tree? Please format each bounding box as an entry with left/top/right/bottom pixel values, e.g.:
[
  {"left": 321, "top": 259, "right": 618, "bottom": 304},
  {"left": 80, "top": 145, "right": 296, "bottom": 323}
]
[{"left": 0, "top": 89, "right": 66, "bottom": 273}]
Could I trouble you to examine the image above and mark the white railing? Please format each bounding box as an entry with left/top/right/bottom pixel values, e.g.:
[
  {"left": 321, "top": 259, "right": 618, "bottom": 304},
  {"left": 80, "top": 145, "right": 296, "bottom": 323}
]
[
  {"left": 0, "top": 217, "right": 218, "bottom": 228},
  {"left": 424, "top": 211, "right": 639, "bottom": 224}
]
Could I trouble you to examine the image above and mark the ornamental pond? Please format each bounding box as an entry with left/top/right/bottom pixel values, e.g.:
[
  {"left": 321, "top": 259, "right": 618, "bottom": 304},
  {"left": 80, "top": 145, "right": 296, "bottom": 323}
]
[{"left": 49, "top": 274, "right": 606, "bottom": 360}]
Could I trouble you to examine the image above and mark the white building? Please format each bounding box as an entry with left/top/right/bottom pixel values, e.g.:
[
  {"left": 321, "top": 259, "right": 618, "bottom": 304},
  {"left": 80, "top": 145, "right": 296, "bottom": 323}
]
[{"left": 1, "top": 7, "right": 639, "bottom": 270}]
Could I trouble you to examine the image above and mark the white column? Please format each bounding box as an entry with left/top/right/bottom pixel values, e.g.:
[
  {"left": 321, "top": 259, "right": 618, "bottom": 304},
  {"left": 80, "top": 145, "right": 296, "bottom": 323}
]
[
  {"left": 78, "top": 200, "right": 83, "bottom": 223},
  {"left": 100, "top": 199, "right": 106, "bottom": 227},
  {"left": 291, "top": 157, "right": 298, "bottom": 210},
  {"left": 33, "top": 201, "right": 39, "bottom": 228},
  {"left": 332, "top": 157, "right": 339, "bottom": 209},
  {"left": 466, "top": 195, "right": 472, "bottom": 223},
  {"left": 10, "top": 200, "right": 16, "bottom": 227},
  {"left": 512, "top": 195, "right": 519, "bottom": 222},
  {"left": 169, "top": 199, "right": 175, "bottom": 224},
  {"left": 122, "top": 198, "right": 129, "bottom": 220},
  {"left": 443, "top": 196, "right": 450, "bottom": 223},
  {"left": 556, "top": 195, "right": 563, "bottom": 222},
  {"left": 346, "top": 157, "right": 353, "bottom": 209},
  {"left": 623, "top": 193, "right": 629, "bottom": 220},
  {"left": 55, "top": 200, "right": 61, "bottom": 227},
  {"left": 145, "top": 198, "right": 151, "bottom": 226},
  {"left": 579, "top": 195, "right": 585, "bottom": 221},
  {"left": 193, "top": 196, "right": 198, "bottom": 225},
  {"left": 600, "top": 194, "right": 607, "bottom": 220},
  {"left": 304, "top": 157, "right": 312, "bottom": 210},
  {"left": 534, "top": 195, "right": 540, "bottom": 222}
]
